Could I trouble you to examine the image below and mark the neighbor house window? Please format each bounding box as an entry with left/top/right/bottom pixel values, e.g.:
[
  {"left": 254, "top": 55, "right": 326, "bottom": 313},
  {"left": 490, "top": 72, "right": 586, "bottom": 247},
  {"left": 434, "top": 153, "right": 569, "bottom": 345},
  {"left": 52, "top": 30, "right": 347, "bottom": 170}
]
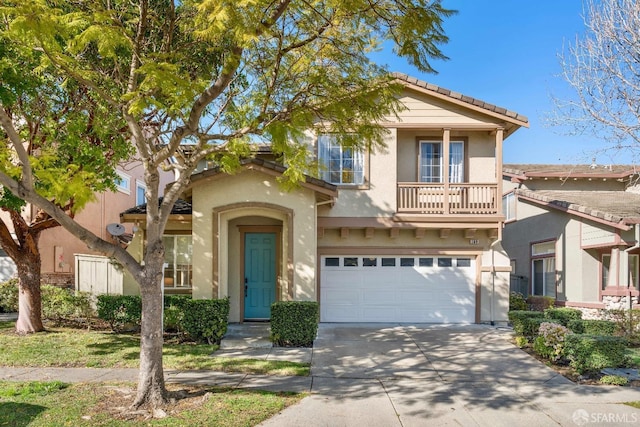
[
  {"left": 115, "top": 170, "right": 131, "bottom": 194},
  {"left": 531, "top": 241, "right": 556, "bottom": 297},
  {"left": 503, "top": 192, "right": 516, "bottom": 221},
  {"left": 163, "top": 235, "right": 192, "bottom": 288},
  {"left": 318, "top": 134, "right": 365, "bottom": 185},
  {"left": 136, "top": 180, "right": 146, "bottom": 206},
  {"left": 602, "top": 253, "right": 639, "bottom": 290},
  {"left": 419, "top": 141, "right": 464, "bottom": 183}
]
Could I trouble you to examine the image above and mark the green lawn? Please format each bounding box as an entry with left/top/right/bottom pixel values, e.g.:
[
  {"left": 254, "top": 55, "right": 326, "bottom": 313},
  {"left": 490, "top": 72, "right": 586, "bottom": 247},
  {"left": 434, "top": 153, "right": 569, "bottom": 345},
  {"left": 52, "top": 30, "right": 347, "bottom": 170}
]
[
  {"left": 0, "top": 380, "right": 303, "bottom": 426},
  {"left": 0, "top": 321, "right": 309, "bottom": 376}
]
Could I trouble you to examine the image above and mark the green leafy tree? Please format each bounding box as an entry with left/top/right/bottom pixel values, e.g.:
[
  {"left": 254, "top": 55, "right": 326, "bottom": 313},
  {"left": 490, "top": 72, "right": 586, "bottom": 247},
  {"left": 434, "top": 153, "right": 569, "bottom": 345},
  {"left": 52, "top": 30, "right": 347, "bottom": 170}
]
[
  {"left": 0, "top": 0, "right": 454, "bottom": 408},
  {"left": 0, "top": 32, "right": 130, "bottom": 334}
]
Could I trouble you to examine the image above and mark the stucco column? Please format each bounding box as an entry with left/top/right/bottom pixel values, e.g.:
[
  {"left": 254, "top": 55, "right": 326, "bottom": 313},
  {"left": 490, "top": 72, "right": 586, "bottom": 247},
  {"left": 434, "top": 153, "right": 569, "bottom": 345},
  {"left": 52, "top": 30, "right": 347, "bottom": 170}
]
[
  {"left": 495, "top": 128, "right": 504, "bottom": 217},
  {"left": 442, "top": 128, "right": 450, "bottom": 214}
]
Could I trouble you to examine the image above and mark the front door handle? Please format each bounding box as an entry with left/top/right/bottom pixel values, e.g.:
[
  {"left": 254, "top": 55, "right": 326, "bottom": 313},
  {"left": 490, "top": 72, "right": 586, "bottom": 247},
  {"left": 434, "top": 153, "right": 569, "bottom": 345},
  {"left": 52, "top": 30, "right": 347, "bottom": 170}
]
[{"left": 245, "top": 284, "right": 248, "bottom": 298}]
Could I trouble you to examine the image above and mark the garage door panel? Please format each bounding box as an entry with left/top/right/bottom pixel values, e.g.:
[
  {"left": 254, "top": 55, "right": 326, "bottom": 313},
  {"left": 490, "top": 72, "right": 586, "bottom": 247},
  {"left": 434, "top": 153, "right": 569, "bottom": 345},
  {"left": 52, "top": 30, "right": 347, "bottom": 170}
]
[{"left": 321, "top": 255, "right": 476, "bottom": 323}]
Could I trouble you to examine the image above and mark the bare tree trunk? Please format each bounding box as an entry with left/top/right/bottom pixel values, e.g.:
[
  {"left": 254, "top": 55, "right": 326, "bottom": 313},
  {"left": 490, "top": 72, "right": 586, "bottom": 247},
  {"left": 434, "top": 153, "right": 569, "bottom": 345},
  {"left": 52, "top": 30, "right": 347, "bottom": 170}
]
[
  {"left": 132, "top": 255, "right": 168, "bottom": 409},
  {"left": 15, "top": 253, "right": 44, "bottom": 334}
]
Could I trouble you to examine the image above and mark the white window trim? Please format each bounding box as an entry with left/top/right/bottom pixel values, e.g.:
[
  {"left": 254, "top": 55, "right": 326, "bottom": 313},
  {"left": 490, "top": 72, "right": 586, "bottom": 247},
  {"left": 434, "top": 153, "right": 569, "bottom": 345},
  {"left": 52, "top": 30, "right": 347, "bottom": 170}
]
[
  {"left": 418, "top": 140, "right": 465, "bottom": 183},
  {"left": 115, "top": 170, "right": 131, "bottom": 194},
  {"left": 317, "top": 134, "right": 365, "bottom": 186},
  {"left": 503, "top": 192, "right": 516, "bottom": 222},
  {"left": 135, "top": 180, "right": 147, "bottom": 205}
]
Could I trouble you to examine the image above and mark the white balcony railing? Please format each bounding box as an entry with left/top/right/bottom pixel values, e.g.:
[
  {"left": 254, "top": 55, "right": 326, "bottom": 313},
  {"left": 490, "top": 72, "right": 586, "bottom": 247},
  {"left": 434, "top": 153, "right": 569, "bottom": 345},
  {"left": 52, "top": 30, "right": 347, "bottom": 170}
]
[{"left": 397, "top": 183, "right": 498, "bottom": 215}]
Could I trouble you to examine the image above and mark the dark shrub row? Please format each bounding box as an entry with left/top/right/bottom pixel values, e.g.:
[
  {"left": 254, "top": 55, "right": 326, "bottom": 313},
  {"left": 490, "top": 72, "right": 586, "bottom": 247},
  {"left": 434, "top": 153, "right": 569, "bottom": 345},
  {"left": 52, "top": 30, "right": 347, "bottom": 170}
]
[
  {"left": 96, "top": 295, "right": 229, "bottom": 344},
  {"left": 270, "top": 301, "right": 319, "bottom": 347}
]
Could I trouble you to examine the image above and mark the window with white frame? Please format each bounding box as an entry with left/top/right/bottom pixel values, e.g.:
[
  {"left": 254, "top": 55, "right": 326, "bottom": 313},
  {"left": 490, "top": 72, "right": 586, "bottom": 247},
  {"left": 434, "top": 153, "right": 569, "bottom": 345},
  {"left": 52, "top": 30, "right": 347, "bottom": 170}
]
[
  {"left": 419, "top": 141, "right": 464, "bottom": 183},
  {"left": 318, "top": 134, "right": 365, "bottom": 185},
  {"left": 531, "top": 241, "right": 556, "bottom": 297},
  {"left": 503, "top": 192, "right": 516, "bottom": 221},
  {"left": 115, "top": 170, "right": 131, "bottom": 194},
  {"left": 163, "top": 235, "right": 192, "bottom": 288},
  {"left": 136, "top": 180, "right": 146, "bottom": 206},
  {"left": 602, "top": 253, "right": 639, "bottom": 290}
]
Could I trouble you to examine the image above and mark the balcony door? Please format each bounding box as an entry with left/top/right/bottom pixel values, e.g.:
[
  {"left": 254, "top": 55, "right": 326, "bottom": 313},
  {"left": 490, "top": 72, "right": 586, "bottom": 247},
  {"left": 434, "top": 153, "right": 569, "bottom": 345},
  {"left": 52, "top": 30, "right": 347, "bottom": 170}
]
[{"left": 419, "top": 141, "right": 464, "bottom": 183}]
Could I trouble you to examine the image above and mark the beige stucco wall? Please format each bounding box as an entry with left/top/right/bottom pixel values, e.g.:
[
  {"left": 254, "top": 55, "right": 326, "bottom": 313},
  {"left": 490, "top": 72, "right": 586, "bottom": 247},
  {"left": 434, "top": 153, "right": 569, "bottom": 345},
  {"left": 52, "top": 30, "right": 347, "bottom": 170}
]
[
  {"left": 190, "top": 169, "right": 318, "bottom": 322},
  {"left": 480, "top": 242, "right": 511, "bottom": 323}
]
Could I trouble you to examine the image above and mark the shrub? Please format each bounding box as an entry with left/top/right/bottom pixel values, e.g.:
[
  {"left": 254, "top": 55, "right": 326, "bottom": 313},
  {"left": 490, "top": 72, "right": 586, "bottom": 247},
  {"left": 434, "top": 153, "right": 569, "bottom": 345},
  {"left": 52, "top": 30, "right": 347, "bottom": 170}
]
[
  {"left": 564, "top": 334, "right": 629, "bottom": 374},
  {"left": 0, "top": 279, "right": 18, "bottom": 313},
  {"left": 567, "top": 319, "right": 618, "bottom": 336},
  {"left": 96, "top": 295, "right": 142, "bottom": 332},
  {"left": 509, "top": 310, "right": 545, "bottom": 337},
  {"left": 544, "top": 307, "right": 582, "bottom": 326},
  {"left": 181, "top": 298, "right": 229, "bottom": 344},
  {"left": 533, "top": 322, "right": 572, "bottom": 362},
  {"left": 270, "top": 301, "right": 319, "bottom": 347},
  {"left": 509, "top": 292, "right": 528, "bottom": 311},
  {"left": 41, "top": 285, "right": 94, "bottom": 323},
  {"left": 527, "top": 295, "right": 555, "bottom": 312},
  {"left": 599, "top": 375, "right": 629, "bottom": 386},
  {"left": 603, "top": 309, "right": 640, "bottom": 343},
  {"left": 514, "top": 336, "right": 529, "bottom": 348}
]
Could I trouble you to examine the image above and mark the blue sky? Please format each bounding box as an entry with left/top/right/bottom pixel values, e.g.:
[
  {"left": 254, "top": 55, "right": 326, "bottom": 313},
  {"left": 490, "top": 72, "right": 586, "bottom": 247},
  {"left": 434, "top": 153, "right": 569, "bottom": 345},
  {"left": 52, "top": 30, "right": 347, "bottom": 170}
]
[{"left": 372, "top": 0, "right": 616, "bottom": 165}]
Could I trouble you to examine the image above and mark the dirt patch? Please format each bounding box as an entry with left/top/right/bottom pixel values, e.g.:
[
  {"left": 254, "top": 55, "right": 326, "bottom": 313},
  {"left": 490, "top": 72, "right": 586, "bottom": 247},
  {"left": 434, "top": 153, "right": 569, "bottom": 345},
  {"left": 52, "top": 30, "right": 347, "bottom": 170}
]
[{"left": 93, "top": 384, "right": 230, "bottom": 422}]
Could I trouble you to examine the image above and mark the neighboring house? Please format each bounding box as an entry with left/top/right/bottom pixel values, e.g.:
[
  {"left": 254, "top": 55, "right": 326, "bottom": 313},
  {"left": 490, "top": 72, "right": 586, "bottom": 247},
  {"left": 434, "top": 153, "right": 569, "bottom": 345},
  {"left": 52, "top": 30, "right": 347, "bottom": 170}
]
[
  {"left": 121, "top": 73, "right": 529, "bottom": 324},
  {"left": 502, "top": 164, "right": 640, "bottom": 313},
  {"left": 0, "top": 159, "right": 173, "bottom": 287}
]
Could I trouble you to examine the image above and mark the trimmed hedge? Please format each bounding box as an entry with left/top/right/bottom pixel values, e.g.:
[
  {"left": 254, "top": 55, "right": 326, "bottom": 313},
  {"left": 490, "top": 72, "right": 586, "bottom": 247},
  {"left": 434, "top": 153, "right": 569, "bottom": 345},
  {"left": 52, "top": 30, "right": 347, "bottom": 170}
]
[
  {"left": 527, "top": 295, "right": 555, "bottom": 312},
  {"left": 508, "top": 310, "right": 545, "bottom": 337},
  {"left": 96, "top": 295, "right": 142, "bottom": 332},
  {"left": 40, "top": 285, "right": 94, "bottom": 322},
  {"left": 0, "top": 279, "right": 18, "bottom": 313},
  {"left": 544, "top": 307, "right": 582, "bottom": 326},
  {"left": 97, "top": 295, "right": 229, "bottom": 342},
  {"left": 181, "top": 298, "right": 229, "bottom": 345},
  {"left": 271, "top": 301, "right": 319, "bottom": 347},
  {"left": 567, "top": 319, "right": 618, "bottom": 336},
  {"left": 564, "top": 334, "right": 629, "bottom": 374}
]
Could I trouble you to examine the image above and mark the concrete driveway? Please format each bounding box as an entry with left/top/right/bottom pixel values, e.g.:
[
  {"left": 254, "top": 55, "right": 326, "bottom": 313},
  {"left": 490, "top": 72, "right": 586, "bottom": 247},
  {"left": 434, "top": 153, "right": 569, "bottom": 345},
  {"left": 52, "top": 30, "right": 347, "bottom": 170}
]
[{"left": 260, "top": 324, "right": 640, "bottom": 427}]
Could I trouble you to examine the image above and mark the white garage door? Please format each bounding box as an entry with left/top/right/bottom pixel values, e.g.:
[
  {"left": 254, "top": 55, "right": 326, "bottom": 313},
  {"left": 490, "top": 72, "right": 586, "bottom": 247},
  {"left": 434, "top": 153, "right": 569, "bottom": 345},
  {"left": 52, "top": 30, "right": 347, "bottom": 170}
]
[{"left": 320, "top": 255, "right": 476, "bottom": 323}]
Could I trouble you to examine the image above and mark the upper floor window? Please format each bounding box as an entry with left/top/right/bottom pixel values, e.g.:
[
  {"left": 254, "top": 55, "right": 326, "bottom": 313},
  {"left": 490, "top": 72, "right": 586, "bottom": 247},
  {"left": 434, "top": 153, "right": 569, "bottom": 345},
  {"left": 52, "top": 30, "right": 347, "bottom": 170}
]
[
  {"left": 115, "top": 170, "right": 131, "bottom": 194},
  {"left": 419, "top": 141, "right": 464, "bottom": 183},
  {"left": 318, "top": 134, "right": 364, "bottom": 185},
  {"left": 136, "top": 180, "right": 146, "bottom": 206},
  {"left": 503, "top": 192, "right": 516, "bottom": 221}
]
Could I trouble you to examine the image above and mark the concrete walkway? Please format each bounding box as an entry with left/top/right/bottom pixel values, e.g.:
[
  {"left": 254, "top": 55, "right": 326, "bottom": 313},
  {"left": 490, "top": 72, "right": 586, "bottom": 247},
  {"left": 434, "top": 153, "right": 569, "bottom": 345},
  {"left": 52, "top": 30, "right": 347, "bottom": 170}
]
[{"left": 1, "top": 322, "right": 639, "bottom": 426}]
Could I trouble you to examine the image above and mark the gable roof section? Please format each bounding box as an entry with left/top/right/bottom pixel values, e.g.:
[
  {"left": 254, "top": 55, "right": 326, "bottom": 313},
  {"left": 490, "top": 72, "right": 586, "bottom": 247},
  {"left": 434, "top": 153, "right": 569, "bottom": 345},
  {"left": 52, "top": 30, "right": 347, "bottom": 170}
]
[
  {"left": 504, "top": 164, "right": 640, "bottom": 181},
  {"left": 392, "top": 72, "right": 529, "bottom": 130},
  {"left": 188, "top": 157, "right": 337, "bottom": 202},
  {"left": 517, "top": 189, "right": 640, "bottom": 230}
]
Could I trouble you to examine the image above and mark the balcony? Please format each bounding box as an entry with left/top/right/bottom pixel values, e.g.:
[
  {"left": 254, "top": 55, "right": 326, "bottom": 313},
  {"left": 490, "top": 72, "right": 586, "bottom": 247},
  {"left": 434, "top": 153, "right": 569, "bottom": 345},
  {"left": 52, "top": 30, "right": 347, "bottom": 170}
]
[{"left": 397, "top": 183, "right": 499, "bottom": 215}]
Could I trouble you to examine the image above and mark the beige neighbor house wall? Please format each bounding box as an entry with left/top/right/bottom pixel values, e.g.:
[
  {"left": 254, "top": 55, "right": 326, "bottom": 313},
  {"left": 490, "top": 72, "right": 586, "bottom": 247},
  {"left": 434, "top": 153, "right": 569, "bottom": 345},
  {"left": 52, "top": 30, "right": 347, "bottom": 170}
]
[{"left": 190, "top": 169, "right": 319, "bottom": 323}]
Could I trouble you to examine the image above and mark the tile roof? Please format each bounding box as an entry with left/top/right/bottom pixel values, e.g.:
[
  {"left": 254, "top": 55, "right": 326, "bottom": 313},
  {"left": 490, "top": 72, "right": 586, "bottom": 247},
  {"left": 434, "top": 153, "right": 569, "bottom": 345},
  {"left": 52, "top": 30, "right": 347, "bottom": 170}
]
[
  {"left": 517, "top": 189, "right": 640, "bottom": 226},
  {"left": 504, "top": 164, "right": 640, "bottom": 179},
  {"left": 392, "top": 72, "right": 529, "bottom": 125},
  {"left": 121, "top": 198, "right": 193, "bottom": 215}
]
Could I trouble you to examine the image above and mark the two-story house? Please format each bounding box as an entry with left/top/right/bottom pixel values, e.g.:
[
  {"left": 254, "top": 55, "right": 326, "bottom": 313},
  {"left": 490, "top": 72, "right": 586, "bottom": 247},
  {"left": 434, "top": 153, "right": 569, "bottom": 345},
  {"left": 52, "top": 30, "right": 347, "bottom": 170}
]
[
  {"left": 503, "top": 164, "right": 640, "bottom": 314},
  {"left": 121, "top": 74, "right": 529, "bottom": 324}
]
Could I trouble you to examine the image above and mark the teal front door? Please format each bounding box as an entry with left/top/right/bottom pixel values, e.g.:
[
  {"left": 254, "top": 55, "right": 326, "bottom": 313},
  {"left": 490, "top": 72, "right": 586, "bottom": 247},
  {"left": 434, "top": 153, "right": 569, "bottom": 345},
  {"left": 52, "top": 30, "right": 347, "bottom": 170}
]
[{"left": 244, "top": 232, "right": 277, "bottom": 319}]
